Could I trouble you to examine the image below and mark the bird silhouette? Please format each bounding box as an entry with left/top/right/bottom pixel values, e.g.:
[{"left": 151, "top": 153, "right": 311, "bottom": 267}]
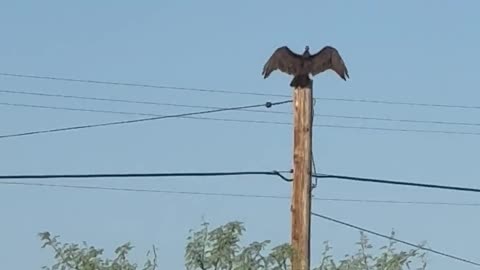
[{"left": 262, "top": 45, "right": 349, "bottom": 88}]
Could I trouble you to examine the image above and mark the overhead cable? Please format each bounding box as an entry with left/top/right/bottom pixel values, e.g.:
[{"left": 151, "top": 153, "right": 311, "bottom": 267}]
[
  {"left": 0, "top": 170, "right": 293, "bottom": 182},
  {"left": 0, "top": 100, "right": 291, "bottom": 139},
  {"left": 0, "top": 72, "right": 285, "bottom": 97},
  {"left": 4, "top": 89, "right": 480, "bottom": 128},
  {"left": 2, "top": 181, "right": 480, "bottom": 207},
  {"left": 3, "top": 101, "right": 480, "bottom": 136},
  {"left": 315, "top": 173, "right": 480, "bottom": 193},
  {"left": 311, "top": 212, "right": 480, "bottom": 267},
  {"left": 1, "top": 72, "right": 479, "bottom": 110}
]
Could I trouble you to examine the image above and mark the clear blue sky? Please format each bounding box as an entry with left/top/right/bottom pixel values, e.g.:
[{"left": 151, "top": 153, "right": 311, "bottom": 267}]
[{"left": 1, "top": 1, "right": 480, "bottom": 269}]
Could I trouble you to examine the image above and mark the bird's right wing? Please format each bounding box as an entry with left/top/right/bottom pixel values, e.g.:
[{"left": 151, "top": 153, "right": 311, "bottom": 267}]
[{"left": 262, "top": 46, "right": 304, "bottom": 78}]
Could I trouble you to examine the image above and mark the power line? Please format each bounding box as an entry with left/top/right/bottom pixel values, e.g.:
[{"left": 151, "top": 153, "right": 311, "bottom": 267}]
[
  {"left": 0, "top": 89, "right": 286, "bottom": 115},
  {"left": 0, "top": 101, "right": 292, "bottom": 125},
  {"left": 9, "top": 170, "right": 477, "bottom": 194},
  {"left": 0, "top": 181, "right": 293, "bottom": 199},
  {"left": 0, "top": 170, "right": 293, "bottom": 182},
  {"left": 1, "top": 72, "right": 479, "bottom": 110},
  {"left": 3, "top": 101, "right": 480, "bottom": 137},
  {"left": 311, "top": 212, "right": 480, "bottom": 267},
  {"left": 315, "top": 173, "right": 480, "bottom": 193},
  {"left": 315, "top": 124, "right": 480, "bottom": 136},
  {"left": 322, "top": 97, "right": 480, "bottom": 110},
  {"left": 0, "top": 102, "right": 163, "bottom": 116},
  {"left": 0, "top": 101, "right": 246, "bottom": 120},
  {"left": 0, "top": 72, "right": 286, "bottom": 97},
  {"left": 317, "top": 114, "right": 480, "bottom": 127},
  {"left": 2, "top": 180, "right": 480, "bottom": 207},
  {"left": 0, "top": 99, "right": 291, "bottom": 139},
  {"left": 5, "top": 88, "right": 480, "bottom": 128},
  {"left": 311, "top": 197, "right": 480, "bottom": 206}
]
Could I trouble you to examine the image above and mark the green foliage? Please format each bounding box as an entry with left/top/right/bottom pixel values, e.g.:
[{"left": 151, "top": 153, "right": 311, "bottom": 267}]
[
  {"left": 40, "top": 221, "right": 427, "bottom": 270},
  {"left": 312, "top": 232, "right": 427, "bottom": 270},
  {"left": 184, "top": 222, "right": 427, "bottom": 270},
  {"left": 38, "top": 232, "right": 158, "bottom": 270},
  {"left": 184, "top": 221, "right": 292, "bottom": 270}
]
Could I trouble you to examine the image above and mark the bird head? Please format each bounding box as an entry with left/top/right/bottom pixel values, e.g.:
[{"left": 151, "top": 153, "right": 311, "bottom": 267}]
[{"left": 303, "top": 46, "right": 310, "bottom": 56}]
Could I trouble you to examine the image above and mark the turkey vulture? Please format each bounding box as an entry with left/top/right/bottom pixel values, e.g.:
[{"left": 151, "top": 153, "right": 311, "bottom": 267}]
[{"left": 262, "top": 45, "right": 349, "bottom": 88}]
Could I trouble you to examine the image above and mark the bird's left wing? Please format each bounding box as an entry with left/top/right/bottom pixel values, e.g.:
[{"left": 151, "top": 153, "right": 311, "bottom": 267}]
[
  {"left": 309, "top": 46, "right": 349, "bottom": 80},
  {"left": 262, "top": 46, "right": 304, "bottom": 78}
]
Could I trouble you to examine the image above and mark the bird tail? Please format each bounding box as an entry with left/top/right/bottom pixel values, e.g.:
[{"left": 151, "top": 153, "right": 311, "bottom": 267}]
[{"left": 290, "top": 75, "right": 311, "bottom": 88}]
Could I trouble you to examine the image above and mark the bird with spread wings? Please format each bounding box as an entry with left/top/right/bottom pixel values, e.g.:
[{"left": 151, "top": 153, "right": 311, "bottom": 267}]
[{"left": 262, "top": 45, "right": 349, "bottom": 88}]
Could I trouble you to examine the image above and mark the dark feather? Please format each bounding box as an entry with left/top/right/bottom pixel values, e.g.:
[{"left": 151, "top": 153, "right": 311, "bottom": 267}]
[
  {"left": 262, "top": 45, "right": 349, "bottom": 86},
  {"left": 262, "top": 46, "right": 304, "bottom": 78},
  {"left": 309, "top": 46, "right": 349, "bottom": 80}
]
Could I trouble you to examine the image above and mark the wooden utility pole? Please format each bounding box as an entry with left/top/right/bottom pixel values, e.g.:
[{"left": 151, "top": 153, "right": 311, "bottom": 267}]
[{"left": 291, "top": 80, "right": 313, "bottom": 270}]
